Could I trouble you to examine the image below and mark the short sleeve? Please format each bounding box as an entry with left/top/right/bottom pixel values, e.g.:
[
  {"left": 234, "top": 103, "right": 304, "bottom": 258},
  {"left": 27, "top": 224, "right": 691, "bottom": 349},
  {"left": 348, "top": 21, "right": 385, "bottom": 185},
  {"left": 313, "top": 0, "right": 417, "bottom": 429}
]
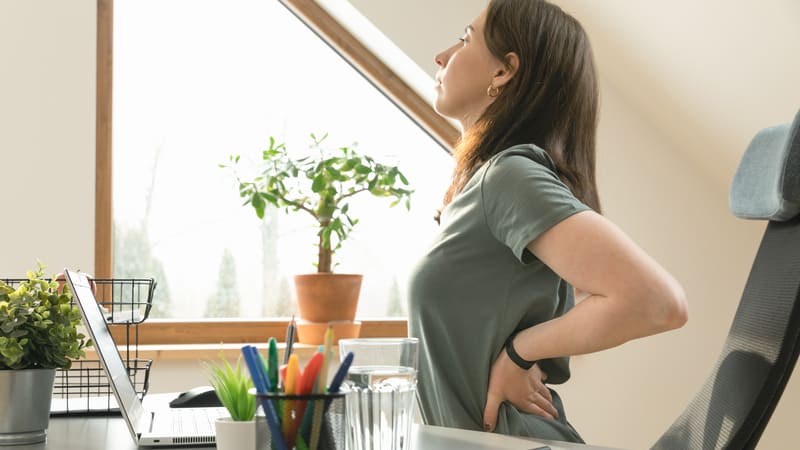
[{"left": 481, "top": 146, "right": 590, "bottom": 263}]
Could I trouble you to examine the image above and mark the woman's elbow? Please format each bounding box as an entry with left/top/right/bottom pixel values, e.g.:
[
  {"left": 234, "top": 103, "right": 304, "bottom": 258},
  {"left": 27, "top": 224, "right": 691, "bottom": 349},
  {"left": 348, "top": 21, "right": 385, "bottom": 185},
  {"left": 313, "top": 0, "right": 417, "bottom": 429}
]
[{"left": 657, "top": 280, "right": 689, "bottom": 331}]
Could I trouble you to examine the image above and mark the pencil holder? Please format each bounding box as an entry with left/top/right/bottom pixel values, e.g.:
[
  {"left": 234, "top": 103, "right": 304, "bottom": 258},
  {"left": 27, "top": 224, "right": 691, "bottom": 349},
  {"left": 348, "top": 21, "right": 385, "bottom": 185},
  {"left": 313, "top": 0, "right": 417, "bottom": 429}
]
[{"left": 255, "top": 392, "right": 347, "bottom": 450}]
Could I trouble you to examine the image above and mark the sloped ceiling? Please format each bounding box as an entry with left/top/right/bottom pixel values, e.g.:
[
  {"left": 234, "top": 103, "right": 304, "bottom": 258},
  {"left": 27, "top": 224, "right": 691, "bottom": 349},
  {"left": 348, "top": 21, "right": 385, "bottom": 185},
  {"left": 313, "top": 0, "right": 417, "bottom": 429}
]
[{"left": 349, "top": 0, "right": 800, "bottom": 189}]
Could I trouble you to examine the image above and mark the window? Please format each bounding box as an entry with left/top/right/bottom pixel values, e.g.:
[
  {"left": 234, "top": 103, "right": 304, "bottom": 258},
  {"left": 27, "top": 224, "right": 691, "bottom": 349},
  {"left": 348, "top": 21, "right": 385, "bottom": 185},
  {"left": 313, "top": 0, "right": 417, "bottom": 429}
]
[{"left": 99, "top": 0, "right": 456, "bottom": 326}]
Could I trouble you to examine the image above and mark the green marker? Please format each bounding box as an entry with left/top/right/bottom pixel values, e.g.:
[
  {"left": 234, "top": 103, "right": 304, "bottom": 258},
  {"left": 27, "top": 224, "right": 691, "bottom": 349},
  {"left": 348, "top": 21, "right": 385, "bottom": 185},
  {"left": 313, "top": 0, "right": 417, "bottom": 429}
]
[{"left": 268, "top": 337, "right": 279, "bottom": 392}]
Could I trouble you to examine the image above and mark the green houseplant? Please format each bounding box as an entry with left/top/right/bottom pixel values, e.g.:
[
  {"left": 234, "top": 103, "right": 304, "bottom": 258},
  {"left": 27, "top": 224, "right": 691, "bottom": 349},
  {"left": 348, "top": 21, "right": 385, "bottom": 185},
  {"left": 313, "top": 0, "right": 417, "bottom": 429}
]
[
  {"left": 0, "top": 262, "right": 91, "bottom": 445},
  {"left": 222, "top": 133, "right": 413, "bottom": 338},
  {"left": 224, "top": 133, "right": 413, "bottom": 273},
  {"left": 0, "top": 264, "right": 89, "bottom": 370},
  {"left": 206, "top": 356, "right": 258, "bottom": 450},
  {"left": 206, "top": 356, "right": 256, "bottom": 422}
]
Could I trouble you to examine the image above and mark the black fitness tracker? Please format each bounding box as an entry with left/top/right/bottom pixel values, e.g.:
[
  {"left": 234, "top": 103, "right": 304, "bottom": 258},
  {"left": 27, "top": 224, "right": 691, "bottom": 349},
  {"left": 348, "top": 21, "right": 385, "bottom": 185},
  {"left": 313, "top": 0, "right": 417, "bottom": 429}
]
[{"left": 504, "top": 333, "right": 536, "bottom": 370}]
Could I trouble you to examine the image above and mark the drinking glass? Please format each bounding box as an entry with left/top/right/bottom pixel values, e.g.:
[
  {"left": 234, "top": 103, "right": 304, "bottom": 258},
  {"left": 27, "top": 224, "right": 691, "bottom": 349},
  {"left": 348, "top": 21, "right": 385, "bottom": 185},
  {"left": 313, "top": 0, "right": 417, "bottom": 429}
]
[{"left": 338, "top": 338, "right": 418, "bottom": 450}]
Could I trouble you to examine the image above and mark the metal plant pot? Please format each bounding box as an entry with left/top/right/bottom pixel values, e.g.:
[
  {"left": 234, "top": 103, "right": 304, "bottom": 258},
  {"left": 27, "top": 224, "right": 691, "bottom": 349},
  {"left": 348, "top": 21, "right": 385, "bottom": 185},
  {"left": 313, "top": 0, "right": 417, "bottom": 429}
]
[{"left": 0, "top": 368, "right": 55, "bottom": 446}]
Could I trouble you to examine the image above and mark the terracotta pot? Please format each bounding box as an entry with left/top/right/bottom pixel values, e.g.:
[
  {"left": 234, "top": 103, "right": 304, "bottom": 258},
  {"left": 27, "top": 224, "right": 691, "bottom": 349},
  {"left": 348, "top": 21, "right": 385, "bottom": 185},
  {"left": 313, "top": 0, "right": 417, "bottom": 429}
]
[
  {"left": 293, "top": 273, "right": 362, "bottom": 323},
  {"left": 296, "top": 320, "right": 361, "bottom": 345}
]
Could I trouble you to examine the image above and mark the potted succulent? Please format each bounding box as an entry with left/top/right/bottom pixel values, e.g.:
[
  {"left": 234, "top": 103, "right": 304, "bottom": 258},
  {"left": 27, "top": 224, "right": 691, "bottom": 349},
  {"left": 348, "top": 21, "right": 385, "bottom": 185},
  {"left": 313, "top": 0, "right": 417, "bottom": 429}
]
[
  {"left": 206, "top": 356, "right": 258, "bottom": 450},
  {"left": 0, "top": 262, "right": 91, "bottom": 445},
  {"left": 222, "top": 133, "right": 413, "bottom": 338}
]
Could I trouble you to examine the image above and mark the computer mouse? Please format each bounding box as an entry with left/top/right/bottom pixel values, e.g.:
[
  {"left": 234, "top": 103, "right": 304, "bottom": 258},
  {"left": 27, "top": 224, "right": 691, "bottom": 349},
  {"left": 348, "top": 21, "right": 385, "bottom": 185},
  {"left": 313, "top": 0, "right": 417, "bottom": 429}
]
[{"left": 169, "top": 385, "right": 222, "bottom": 408}]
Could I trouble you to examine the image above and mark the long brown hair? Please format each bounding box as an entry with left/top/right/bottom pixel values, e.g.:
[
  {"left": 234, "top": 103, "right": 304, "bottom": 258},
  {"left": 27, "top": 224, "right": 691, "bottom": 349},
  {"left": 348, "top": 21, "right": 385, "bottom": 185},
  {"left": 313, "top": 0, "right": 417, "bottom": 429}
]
[{"left": 441, "top": 0, "right": 601, "bottom": 216}]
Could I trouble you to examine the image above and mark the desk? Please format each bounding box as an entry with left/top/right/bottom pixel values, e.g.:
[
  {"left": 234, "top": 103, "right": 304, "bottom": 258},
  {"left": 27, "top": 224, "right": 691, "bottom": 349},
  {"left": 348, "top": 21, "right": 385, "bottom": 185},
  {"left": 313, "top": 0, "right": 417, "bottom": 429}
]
[
  {"left": 31, "top": 392, "right": 620, "bottom": 450},
  {"left": 33, "top": 417, "right": 619, "bottom": 450}
]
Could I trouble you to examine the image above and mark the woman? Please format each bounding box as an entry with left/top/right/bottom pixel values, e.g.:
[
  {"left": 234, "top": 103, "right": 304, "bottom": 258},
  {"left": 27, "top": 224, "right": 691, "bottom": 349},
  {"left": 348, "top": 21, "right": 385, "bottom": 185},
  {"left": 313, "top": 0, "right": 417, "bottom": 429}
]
[{"left": 407, "top": 0, "right": 688, "bottom": 442}]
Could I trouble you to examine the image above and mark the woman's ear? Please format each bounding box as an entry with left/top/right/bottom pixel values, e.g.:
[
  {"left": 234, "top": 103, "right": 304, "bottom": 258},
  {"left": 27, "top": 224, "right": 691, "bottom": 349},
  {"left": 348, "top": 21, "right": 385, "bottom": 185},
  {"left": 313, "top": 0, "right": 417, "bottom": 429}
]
[{"left": 493, "top": 51, "right": 520, "bottom": 89}]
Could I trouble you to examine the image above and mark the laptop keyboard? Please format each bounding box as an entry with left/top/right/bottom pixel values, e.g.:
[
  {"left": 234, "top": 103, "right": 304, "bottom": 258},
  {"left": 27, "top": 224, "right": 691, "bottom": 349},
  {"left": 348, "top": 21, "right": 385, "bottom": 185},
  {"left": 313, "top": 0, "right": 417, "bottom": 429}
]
[{"left": 151, "top": 408, "right": 224, "bottom": 436}]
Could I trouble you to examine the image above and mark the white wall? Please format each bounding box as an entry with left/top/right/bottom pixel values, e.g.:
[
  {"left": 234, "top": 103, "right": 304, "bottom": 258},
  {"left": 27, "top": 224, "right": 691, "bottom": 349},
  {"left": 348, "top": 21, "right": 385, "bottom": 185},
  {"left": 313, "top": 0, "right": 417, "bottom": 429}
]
[
  {"left": 2, "top": 2, "right": 798, "bottom": 449},
  {"left": 0, "top": 1, "right": 96, "bottom": 276}
]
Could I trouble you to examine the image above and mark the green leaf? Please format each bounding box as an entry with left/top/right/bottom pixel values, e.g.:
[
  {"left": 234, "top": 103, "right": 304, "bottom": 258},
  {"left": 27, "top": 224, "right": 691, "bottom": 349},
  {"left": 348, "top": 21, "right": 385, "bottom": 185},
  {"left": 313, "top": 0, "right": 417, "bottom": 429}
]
[
  {"left": 341, "top": 158, "right": 358, "bottom": 170},
  {"left": 311, "top": 174, "right": 326, "bottom": 193},
  {"left": 0, "top": 264, "right": 90, "bottom": 369},
  {"left": 206, "top": 356, "right": 256, "bottom": 421},
  {"left": 220, "top": 133, "right": 414, "bottom": 272},
  {"left": 251, "top": 194, "right": 264, "bottom": 213},
  {"left": 326, "top": 166, "right": 341, "bottom": 178},
  {"left": 259, "top": 192, "right": 277, "bottom": 206}
]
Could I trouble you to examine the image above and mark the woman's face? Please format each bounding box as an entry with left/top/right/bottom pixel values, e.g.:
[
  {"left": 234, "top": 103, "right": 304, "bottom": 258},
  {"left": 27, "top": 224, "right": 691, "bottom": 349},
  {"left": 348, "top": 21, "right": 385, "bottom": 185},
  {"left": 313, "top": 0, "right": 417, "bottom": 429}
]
[{"left": 434, "top": 9, "right": 505, "bottom": 130}]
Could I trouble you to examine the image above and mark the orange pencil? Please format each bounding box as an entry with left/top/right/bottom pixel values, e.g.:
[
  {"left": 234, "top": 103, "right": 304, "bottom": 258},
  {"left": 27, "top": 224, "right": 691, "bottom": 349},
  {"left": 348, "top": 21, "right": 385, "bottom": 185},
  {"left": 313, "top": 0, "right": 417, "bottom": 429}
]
[
  {"left": 291, "top": 351, "right": 323, "bottom": 444},
  {"left": 310, "top": 326, "right": 334, "bottom": 450},
  {"left": 300, "top": 352, "right": 323, "bottom": 394}
]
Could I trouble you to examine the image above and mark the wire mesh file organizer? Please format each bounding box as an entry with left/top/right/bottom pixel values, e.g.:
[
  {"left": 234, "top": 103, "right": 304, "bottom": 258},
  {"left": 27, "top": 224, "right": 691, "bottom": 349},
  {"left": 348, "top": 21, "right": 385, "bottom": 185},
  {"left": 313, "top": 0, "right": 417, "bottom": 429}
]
[{"left": 0, "top": 276, "right": 157, "bottom": 415}]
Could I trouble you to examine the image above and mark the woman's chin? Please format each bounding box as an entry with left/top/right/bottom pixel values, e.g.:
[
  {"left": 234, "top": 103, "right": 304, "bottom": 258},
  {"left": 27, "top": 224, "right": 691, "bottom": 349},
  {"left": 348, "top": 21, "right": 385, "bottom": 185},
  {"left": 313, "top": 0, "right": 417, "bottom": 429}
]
[{"left": 433, "top": 101, "right": 453, "bottom": 120}]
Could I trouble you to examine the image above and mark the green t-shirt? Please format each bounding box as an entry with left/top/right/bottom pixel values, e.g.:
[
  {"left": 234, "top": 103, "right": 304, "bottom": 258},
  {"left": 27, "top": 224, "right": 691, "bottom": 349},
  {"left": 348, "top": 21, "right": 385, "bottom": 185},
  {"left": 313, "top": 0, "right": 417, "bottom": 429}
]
[{"left": 408, "top": 144, "right": 590, "bottom": 442}]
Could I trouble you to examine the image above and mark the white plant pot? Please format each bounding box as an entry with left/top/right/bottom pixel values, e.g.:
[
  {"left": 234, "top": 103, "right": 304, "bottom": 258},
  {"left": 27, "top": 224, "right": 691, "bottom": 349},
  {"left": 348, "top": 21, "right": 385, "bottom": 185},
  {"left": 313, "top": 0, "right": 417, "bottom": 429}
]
[{"left": 215, "top": 417, "right": 256, "bottom": 450}]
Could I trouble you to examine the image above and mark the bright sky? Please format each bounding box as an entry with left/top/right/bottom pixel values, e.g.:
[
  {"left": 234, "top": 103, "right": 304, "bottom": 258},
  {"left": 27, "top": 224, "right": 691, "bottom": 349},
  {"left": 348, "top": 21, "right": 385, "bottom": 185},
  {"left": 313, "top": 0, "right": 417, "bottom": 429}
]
[{"left": 112, "top": 0, "right": 453, "bottom": 318}]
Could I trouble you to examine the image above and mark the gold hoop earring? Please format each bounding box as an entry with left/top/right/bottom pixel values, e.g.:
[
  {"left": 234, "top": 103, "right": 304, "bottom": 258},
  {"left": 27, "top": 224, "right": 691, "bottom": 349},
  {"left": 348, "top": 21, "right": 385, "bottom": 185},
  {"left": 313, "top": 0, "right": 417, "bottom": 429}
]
[{"left": 487, "top": 85, "right": 500, "bottom": 98}]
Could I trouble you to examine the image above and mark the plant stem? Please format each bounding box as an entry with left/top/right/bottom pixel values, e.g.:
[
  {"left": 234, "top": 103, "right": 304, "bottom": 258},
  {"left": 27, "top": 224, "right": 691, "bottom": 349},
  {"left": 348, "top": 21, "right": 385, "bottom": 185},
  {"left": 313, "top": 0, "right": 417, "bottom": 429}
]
[
  {"left": 334, "top": 187, "right": 369, "bottom": 204},
  {"left": 317, "top": 227, "right": 333, "bottom": 273},
  {"left": 276, "top": 195, "right": 319, "bottom": 220}
]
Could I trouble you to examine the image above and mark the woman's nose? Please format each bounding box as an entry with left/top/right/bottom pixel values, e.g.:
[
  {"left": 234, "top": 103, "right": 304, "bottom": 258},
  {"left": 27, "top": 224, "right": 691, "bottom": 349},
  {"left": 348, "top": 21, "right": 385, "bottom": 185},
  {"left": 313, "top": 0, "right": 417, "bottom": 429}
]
[
  {"left": 435, "top": 51, "right": 445, "bottom": 68},
  {"left": 435, "top": 47, "right": 451, "bottom": 68}
]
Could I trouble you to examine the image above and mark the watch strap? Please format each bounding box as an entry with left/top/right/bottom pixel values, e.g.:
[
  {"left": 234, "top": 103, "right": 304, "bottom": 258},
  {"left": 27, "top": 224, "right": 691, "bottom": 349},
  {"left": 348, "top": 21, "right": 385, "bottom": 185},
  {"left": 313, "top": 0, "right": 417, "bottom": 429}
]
[{"left": 504, "top": 333, "right": 536, "bottom": 370}]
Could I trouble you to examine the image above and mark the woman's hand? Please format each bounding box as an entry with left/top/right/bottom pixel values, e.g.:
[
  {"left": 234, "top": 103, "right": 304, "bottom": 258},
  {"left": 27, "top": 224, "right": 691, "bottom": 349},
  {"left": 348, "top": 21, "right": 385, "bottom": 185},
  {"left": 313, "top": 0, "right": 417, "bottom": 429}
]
[{"left": 482, "top": 348, "right": 558, "bottom": 432}]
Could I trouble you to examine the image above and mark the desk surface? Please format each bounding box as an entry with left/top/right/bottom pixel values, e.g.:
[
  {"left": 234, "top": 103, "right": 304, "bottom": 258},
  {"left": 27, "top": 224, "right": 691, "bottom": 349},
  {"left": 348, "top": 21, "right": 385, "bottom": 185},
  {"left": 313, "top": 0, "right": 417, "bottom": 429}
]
[
  {"left": 34, "top": 417, "right": 619, "bottom": 450},
  {"left": 33, "top": 394, "right": 619, "bottom": 450}
]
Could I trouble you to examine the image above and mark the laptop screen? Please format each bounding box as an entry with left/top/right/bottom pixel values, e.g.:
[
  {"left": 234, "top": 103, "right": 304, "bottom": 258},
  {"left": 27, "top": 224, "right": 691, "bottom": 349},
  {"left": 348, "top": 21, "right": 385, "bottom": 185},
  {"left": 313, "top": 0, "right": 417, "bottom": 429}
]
[{"left": 66, "top": 269, "right": 146, "bottom": 439}]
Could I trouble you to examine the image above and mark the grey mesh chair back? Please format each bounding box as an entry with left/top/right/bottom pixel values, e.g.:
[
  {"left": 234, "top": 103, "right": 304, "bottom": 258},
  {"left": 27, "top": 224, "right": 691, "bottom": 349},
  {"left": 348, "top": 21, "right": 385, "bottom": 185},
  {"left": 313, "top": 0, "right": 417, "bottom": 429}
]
[{"left": 652, "top": 109, "right": 800, "bottom": 450}]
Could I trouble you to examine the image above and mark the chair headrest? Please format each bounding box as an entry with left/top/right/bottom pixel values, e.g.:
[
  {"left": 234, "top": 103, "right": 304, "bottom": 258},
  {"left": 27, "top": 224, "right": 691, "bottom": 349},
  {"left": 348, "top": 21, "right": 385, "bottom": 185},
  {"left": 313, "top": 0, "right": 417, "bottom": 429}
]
[{"left": 730, "top": 109, "right": 800, "bottom": 221}]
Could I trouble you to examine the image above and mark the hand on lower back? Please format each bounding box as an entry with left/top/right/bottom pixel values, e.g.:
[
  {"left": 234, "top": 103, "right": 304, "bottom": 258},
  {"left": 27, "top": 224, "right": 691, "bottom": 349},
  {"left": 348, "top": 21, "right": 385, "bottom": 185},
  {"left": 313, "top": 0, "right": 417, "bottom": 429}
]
[{"left": 482, "top": 351, "right": 558, "bottom": 432}]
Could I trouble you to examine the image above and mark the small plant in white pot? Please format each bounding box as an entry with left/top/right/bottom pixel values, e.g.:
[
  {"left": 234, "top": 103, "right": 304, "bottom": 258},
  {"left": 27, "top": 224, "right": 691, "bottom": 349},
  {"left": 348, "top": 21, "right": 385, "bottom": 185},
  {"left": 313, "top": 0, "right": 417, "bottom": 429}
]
[
  {"left": 222, "top": 133, "right": 413, "bottom": 343},
  {"left": 206, "top": 356, "right": 258, "bottom": 450},
  {"left": 0, "top": 262, "right": 91, "bottom": 445}
]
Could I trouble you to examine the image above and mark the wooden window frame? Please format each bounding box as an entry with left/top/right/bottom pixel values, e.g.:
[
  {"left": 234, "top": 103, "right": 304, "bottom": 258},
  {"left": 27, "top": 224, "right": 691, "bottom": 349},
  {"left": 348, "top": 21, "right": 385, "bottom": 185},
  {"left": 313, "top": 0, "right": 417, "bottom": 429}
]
[{"left": 95, "top": 0, "right": 456, "bottom": 345}]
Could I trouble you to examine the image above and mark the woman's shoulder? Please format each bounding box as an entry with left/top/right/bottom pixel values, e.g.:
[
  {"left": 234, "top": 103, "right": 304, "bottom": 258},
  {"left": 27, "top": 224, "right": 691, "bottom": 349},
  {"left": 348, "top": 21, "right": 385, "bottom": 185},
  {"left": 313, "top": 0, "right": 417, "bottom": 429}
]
[
  {"left": 484, "top": 144, "right": 560, "bottom": 181},
  {"left": 497, "top": 143, "right": 554, "bottom": 162}
]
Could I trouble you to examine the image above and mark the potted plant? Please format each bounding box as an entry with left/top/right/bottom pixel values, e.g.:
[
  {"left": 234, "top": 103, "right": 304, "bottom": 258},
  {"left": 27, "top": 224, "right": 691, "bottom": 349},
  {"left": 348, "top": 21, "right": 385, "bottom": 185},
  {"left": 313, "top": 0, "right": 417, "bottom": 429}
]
[
  {"left": 0, "top": 262, "right": 91, "bottom": 445},
  {"left": 206, "top": 356, "right": 258, "bottom": 450},
  {"left": 222, "top": 133, "right": 413, "bottom": 338}
]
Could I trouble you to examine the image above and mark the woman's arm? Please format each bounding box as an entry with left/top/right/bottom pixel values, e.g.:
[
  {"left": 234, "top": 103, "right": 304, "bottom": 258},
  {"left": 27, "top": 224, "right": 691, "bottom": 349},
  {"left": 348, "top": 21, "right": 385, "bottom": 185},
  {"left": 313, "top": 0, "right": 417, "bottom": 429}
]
[
  {"left": 516, "top": 209, "right": 687, "bottom": 360},
  {"left": 483, "top": 209, "right": 687, "bottom": 430}
]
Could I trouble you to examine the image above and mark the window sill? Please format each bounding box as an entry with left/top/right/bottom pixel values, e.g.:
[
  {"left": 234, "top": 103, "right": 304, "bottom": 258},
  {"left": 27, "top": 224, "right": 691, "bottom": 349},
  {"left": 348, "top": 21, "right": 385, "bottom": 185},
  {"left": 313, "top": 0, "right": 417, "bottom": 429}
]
[
  {"left": 84, "top": 342, "right": 327, "bottom": 361},
  {"left": 110, "top": 318, "right": 408, "bottom": 348}
]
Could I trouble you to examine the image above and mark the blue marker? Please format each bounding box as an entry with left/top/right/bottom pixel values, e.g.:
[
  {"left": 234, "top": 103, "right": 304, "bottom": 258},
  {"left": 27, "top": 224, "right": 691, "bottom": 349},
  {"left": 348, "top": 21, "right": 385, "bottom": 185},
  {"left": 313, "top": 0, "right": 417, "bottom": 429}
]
[{"left": 241, "top": 345, "right": 287, "bottom": 450}]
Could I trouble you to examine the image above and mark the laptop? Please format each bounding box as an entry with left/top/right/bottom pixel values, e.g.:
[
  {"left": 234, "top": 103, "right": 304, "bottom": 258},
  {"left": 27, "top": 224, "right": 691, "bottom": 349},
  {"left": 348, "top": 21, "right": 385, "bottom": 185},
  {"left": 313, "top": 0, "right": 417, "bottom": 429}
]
[{"left": 65, "top": 269, "right": 224, "bottom": 447}]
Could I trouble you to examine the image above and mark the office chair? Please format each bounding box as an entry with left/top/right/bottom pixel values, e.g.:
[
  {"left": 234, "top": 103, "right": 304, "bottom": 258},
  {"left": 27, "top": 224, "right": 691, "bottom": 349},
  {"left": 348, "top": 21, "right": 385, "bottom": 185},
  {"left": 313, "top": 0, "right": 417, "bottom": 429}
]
[{"left": 652, "top": 109, "right": 800, "bottom": 450}]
